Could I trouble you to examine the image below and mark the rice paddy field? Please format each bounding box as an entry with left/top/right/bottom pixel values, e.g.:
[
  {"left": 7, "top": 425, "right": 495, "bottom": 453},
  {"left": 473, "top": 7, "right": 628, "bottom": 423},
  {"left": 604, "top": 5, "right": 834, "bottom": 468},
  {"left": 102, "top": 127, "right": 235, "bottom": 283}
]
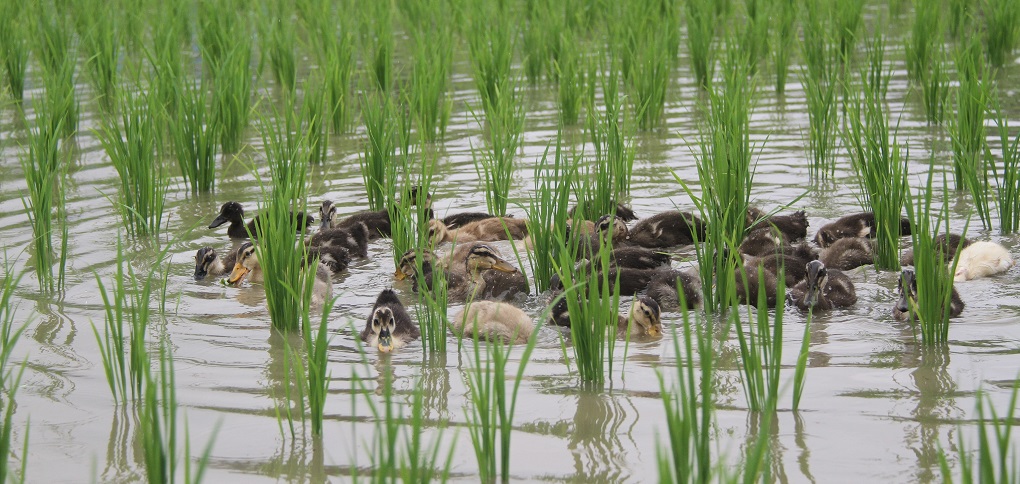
[{"left": 1, "top": 0, "right": 1019, "bottom": 482}]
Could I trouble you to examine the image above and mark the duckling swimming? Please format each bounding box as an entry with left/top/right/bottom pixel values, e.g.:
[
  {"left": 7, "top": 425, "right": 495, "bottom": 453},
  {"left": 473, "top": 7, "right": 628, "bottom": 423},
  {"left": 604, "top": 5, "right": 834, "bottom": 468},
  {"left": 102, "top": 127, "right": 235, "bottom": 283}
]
[
  {"left": 208, "top": 201, "right": 313, "bottom": 240},
  {"left": 442, "top": 211, "right": 500, "bottom": 229},
  {"left": 747, "top": 207, "right": 809, "bottom": 241},
  {"left": 820, "top": 237, "right": 874, "bottom": 271},
  {"left": 226, "top": 242, "right": 335, "bottom": 305},
  {"left": 428, "top": 217, "right": 529, "bottom": 244},
  {"left": 813, "top": 212, "right": 911, "bottom": 248},
  {"left": 645, "top": 269, "right": 703, "bottom": 310},
  {"left": 397, "top": 245, "right": 528, "bottom": 302},
  {"left": 451, "top": 301, "right": 534, "bottom": 344},
  {"left": 194, "top": 246, "right": 237, "bottom": 281},
  {"left": 788, "top": 260, "right": 857, "bottom": 311},
  {"left": 549, "top": 295, "right": 663, "bottom": 339},
  {"left": 360, "top": 289, "right": 419, "bottom": 352},
  {"left": 954, "top": 240, "right": 1015, "bottom": 281},
  {"left": 735, "top": 264, "right": 780, "bottom": 308},
  {"left": 307, "top": 221, "right": 370, "bottom": 258},
  {"left": 568, "top": 202, "right": 637, "bottom": 222},
  {"left": 893, "top": 268, "right": 964, "bottom": 321},
  {"left": 626, "top": 210, "right": 706, "bottom": 248},
  {"left": 900, "top": 233, "right": 970, "bottom": 266}
]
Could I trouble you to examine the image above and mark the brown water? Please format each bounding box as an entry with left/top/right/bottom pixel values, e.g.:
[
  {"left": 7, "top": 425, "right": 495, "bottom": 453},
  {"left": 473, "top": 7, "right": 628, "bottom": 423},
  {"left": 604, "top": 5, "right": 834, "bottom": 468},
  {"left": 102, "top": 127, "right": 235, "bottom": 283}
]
[{"left": 2, "top": 21, "right": 1020, "bottom": 484}]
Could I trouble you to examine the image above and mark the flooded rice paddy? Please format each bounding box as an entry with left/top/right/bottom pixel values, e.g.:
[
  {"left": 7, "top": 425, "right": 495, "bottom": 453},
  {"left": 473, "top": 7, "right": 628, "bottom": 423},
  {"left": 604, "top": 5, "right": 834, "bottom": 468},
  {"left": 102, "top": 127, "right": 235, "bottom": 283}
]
[{"left": 2, "top": 10, "right": 1020, "bottom": 484}]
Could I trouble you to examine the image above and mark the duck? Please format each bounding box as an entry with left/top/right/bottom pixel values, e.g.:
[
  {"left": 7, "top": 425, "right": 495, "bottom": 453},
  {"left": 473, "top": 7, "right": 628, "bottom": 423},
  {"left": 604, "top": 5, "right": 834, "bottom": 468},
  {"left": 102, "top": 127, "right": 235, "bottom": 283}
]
[
  {"left": 645, "top": 269, "right": 703, "bottom": 310},
  {"left": 900, "top": 233, "right": 970, "bottom": 266},
  {"left": 739, "top": 225, "right": 818, "bottom": 259},
  {"left": 893, "top": 268, "right": 965, "bottom": 321},
  {"left": 549, "top": 295, "right": 663, "bottom": 338},
  {"left": 568, "top": 202, "right": 638, "bottom": 222},
  {"left": 451, "top": 301, "right": 534, "bottom": 344},
  {"left": 394, "top": 248, "right": 457, "bottom": 294},
  {"left": 550, "top": 264, "right": 662, "bottom": 296},
  {"left": 574, "top": 215, "right": 660, "bottom": 265},
  {"left": 788, "top": 260, "right": 857, "bottom": 311},
  {"left": 360, "top": 289, "right": 419, "bottom": 352},
  {"left": 735, "top": 264, "right": 780, "bottom": 308},
  {"left": 813, "top": 212, "right": 911, "bottom": 248},
  {"left": 953, "top": 240, "right": 1015, "bottom": 281},
  {"left": 226, "top": 242, "right": 335, "bottom": 305},
  {"left": 208, "top": 201, "right": 313, "bottom": 240},
  {"left": 747, "top": 207, "right": 809, "bottom": 241},
  {"left": 307, "top": 221, "right": 371, "bottom": 258},
  {"left": 397, "top": 244, "right": 528, "bottom": 302},
  {"left": 626, "top": 210, "right": 707, "bottom": 248},
  {"left": 320, "top": 188, "right": 434, "bottom": 239},
  {"left": 820, "top": 237, "right": 874, "bottom": 271},
  {"left": 427, "top": 216, "right": 529, "bottom": 244},
  {"left": 442, "top": 211, "right": 500, "bottom": 229},
  {"left": 193, "top": 246, "right": 237, "bottom": 281},
  {"left": 305, "top": 244, "right": 351, "bottom": 275},
  {"left": 744, "top": 253, "right": 814, "bottom": 287}
]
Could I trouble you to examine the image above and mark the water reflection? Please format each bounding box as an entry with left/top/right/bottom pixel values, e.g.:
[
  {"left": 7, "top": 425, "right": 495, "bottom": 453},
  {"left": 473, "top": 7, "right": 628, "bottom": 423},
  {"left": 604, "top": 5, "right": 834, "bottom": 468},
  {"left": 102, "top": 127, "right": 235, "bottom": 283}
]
[
  {"left": 418, "top": 353, "right": 451, "bottom": 421},
  {"left": 906, "top": 344, "right": 959, "bottom": 482},
  {"left": 568, "top": 387, "right": 636, "bottom": 482},
  {"left": 101, "top": 407, "right": 140, "bottom": 482},
  {"left": 793, "top": 412, "right": 816, "bottom": 484}
]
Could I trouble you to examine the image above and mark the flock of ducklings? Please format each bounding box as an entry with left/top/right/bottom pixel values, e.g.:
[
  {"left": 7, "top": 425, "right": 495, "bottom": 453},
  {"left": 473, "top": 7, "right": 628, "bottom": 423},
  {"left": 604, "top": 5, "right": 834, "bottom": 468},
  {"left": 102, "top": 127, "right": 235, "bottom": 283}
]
[{"left": 196, "top": 197, "right": 1016, "bottom": 353}]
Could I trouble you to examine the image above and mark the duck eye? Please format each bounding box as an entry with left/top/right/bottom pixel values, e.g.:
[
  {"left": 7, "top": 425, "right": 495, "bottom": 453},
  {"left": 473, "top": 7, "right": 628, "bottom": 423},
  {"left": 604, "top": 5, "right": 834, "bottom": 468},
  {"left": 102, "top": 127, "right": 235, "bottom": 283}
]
[{"left": 372, "top": 318, "right": 380, "bottom": 328}]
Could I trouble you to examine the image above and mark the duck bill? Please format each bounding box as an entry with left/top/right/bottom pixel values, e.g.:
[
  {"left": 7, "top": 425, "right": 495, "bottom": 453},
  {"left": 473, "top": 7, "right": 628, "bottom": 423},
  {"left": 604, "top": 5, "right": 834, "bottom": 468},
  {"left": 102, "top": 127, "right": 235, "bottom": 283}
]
[
  {"left": 208, "top": 214, "right": 229, "bottom": 229},
  {"left": 194, "top": 266, "right": 207, "bottom": 281},
  {"left": 490, "top": 260, "right": 518, "bottom": 273},
  {"left": 803, "top": 264, "right": 822, "bottom": 308},
  {"left": 227, "top": 263, "right": 249, "bottom": 284},
  {"left": 646, "top": 325, "right": 662, "bottom": 337},
  {"left": 319, "top": 217, "right": 331, "bottom": 230},
  {"left": 894, "top": 293, "right": 911, "bottom": 314},
  {"left": 377, "top": 330, "right": 393, "bottom": 353},
  {"left": 393, "top": 270, "right": 408, "bottom": 280}
]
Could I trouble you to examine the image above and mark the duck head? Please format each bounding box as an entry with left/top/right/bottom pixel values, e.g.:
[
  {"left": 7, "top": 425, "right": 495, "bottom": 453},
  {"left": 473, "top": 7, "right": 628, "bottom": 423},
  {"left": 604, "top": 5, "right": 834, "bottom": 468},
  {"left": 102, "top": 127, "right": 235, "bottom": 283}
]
[
  {"left": 370, "top": 306, "right": 398, "bottom": 352},
  {"left": 596, "top": 214, "right": 629, "bottom": 242},
  {"left": 194, "top": 247, "right": 219, "bottom": 280},
  {"left": 227, "top": 242, "right": 257, "bottom": 284},
  {"left": 209, "top": 201, "right": 244, "bottom": 229},
  {"left": 319, "top": 200, "right": 337, "bottom": 229},
  {"left": 801, "top": 260, "right": 829, "bottom": 308},
  {"left": 465, "top": 244, "right": 518, "bottom": 275},
  {"left": 628, "top": 296, "right": 662, "bottom": 337},
  {"left": 895, "top": 268, "right": 917, "bottom": 315}
]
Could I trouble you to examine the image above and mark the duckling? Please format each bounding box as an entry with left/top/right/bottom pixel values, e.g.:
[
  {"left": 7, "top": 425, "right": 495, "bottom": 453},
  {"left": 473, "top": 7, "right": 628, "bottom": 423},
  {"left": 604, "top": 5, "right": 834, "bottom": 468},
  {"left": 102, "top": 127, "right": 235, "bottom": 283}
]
[
  {"left": 395, "top": 248, "right": 464, "bottom": 294},
  {"left": 645, "top": 269, "right": 703, "bottom": 310},
  {"left": 609, "top": 247, "right": 671, "bottom": 270},
  {"left": 451, "top": 301, "right": 534, "bottom": 344},
  {"left": 549, "top": 295, "right": 662, "bottom": 338},
  {"left": 442, "top": 211, "right": 500, "bottom": 229},
  {"left": 208, "top": 201, "right": 313, "bottom": 240},
  {"left": 893, "top": 268, "right": 965, "bottom": 321},
  {"left": 574, "top": 214, "right": 642, "bottom": 261},
  {"left": 305, "top": 245, "right": 351, "bottom": 275},
  {"left": 735, "top": 264, "right": 780, "bottom": 308},
  {"left": 820, "top": 237, "right": 874, "bottom": 271},
  {"left": 360, "top": 289, "right": 419, "bottom": 352},
  {"left": 954, "top": 241, "right": 1015, "bottom": 281},
  {"left": 194, "top": 246, "right": 237, "bottom": 281},
  {"left": 747, "top": 207, "right": 809, "bottom": 241},
  {"left": 627, "top": 210, "right": 707, "bottom": 248},
  {"left": 428, "top": 217, "right": 529, "bottom": 244},
  {"left": 745, "top": 253, "right": 814, "bottom": 287},
  {"left": 226, "top": 242, "right": 335, "bottom": 305},
  {"left": 900, "top": 233, "right": 970, "bottom": 266},
  {"left": 568, "top": 202, "right": 637, "bottom": 222},
  {"left": 788, "top": 260, "right": 857, "bottom": 311},
  {"left": 307, "top": 221, "right": 370, "bottom": 258},
  {"left": 813, "top": 212, "right": 911, "bottom": 248},
  {"left": 398, "top": 245, "right": 528, "bottom": 302},
  {"left": 321, "top": 188, "right": 434, "bottom": 239}
]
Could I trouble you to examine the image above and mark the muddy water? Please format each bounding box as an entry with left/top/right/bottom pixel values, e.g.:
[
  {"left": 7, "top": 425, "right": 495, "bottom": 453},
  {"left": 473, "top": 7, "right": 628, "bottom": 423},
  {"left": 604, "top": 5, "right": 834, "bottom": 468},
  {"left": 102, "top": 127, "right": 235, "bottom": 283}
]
[{"left": 2, "top": 25, "right": 1020, "bottom": 484}]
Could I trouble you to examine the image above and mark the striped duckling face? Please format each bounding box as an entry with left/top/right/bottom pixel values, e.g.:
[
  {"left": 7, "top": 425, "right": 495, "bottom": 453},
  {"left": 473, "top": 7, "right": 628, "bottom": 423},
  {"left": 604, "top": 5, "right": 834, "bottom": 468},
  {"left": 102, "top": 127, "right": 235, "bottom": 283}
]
[
  {"left": 394, "top": 248, "right": 437, "bottom": 281},
  {"left": 227, "top": 242, "right": 257, "bottom": 284},
  {"left": 370, "top": 306, "right": 398, "bottom": 352},
  {"left": 194, "top": 247, "right": 222, "bottom": 280},
  {"left": 319, "top": 200, "right": 337, "bottom": 229},
  {"left": 628, "top": 296, "right": 662, "bottom": 337},
  {"left": 894, "top": 268, "right": 918, "bottom": 318},
  {"left": 465, "top": 245, "right": 517, "bottom": 275},
  {"left": 802, "top": 260, "right": 829, "bottom": 309},
  {"left": 596, "top": 214, "right": 629, "bottom": 242}
]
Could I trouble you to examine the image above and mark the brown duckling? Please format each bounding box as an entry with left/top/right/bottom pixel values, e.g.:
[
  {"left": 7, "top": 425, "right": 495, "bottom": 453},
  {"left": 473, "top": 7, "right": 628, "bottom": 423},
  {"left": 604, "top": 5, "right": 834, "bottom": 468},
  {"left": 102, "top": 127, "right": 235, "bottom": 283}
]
[
  {"left": 305, "top": 244, "right": 351, "bottom": 275},
  {"left": 194, "top": 246, "right": 237, "bottom": 281},
  {"left": 307, "top": 221, "right": 371, "bottom": 258},
  {"left": 428, "top": 217, "right": 529, "bottom": 244},
  {"left": 814, "top": 212, "right": 911, "bottom": 248},
  {"left": 451, "top": 301, "right": 534, "bottom": 344},
  {"left": 321, "top": 188, "right": 434, "bottom": 239},
  {"left": 361, "top": 289, "right": 419, "bottom": 352},
  {"left": 735, "top": 264, "right": 780, "bottom": 308},
  {"left": 208, "top": 201, "right": 314, "bottom": 240},
  {"left": 739, "top": 225, "right": 817, "bottom": 259},
  {"left": 397, "top": 245, "right": 528, "bottom": 302},
  {"left": 442, "top": 211, "right": 501, "bottom": 229},
  {"left": 788, "top": 260, "right": 857, "bottom": 311},
  {"left": 227, "top": 242, "right": 334, "bottom": 305},
  {"left": 626, "top": 210, "right": 707, "bottom": 248},
  {"left": 745, "top": 253, "right": 813, "bottom": 287},
  {"left": 893, "top": 268, "right": 964, "bottom": 321},
  {"left": 645, "top": 269, "right": 703, "bottom": 310},
  {"left": 549, "top": 295, "right": 662, "bottom": 338},
  {"left": 747, "top": 207, "right": 809, "bottom": 241},
  {"left": 568, "top": 202, "right": 638, "bottom": 222},
  {"left": 820, "top": 237, "right": 874, "bottom": 271},
  {"left": 899, "top": 233, "right": 970, "bottom": 267}
]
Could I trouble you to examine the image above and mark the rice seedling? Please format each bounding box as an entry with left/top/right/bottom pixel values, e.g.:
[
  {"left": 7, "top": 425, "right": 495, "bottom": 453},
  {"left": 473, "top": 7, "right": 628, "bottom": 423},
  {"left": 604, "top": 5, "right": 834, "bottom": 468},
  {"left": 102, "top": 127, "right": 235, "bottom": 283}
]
[
  {"left": 683, "top": 0, "right": 716, "bottom": 89},
  {"left": 32, "top": 1, "right": 70, "bottom": 75},
  {"left": 473, "top": 76, "right": 524, "bottom": 217},
  {"left": 301, "top": 82, "right": 328, "bottom": 166},
  {"left": 555, "top": 31, "right": 586, "bottom": 126},
  {"left": 950, "top": 38, "right": 993, "bottom": 229},
  {"left": 920, "top": 46, "right": 950, "bottom": 126},
  {"left": 863, "top": 28, "right": 891, "bottom": 101},
  {"left": 464, "top": 313, "right": 541, "bottom": 482},
  {"left": 792, "top": 311, "right": 812, "bottom": 411},
  {"left": 302, "top": 297, "right": 333, "bottom": 436},
  {"left": 74, "top": 0, "right": 119, "bottom": 111},
  {"left": 406, "top": 20, "right": 453, "bottom": 143},
  {"left": 359, "top": 0, "right": 394, "bottom": 92},
  {"left": 263, "top": 0, "right": 297, "bottom": 97},
  {"left": 0, "top": 255, "right": 27, "bottom": 374},
  {"left": 579, "top": 66, "right": 636, "bottom": 219},
  {"left": 772, "top": 0, "right": 796, "bottom": 95},
  {"left": 387, "top": 145, "right": 434, "bottom": 268},
  {"left": 211, "top": 37, "right": 253, "bottom": 154},
  {"left": 939, "top": 383, "right": 1019, "bottom": 483},
  {"left": 520, "top": 0, "right": 564, "bottom": 84},
  {"left": 843, "top": 74, "right": 908, "bottom": 271},
  {"left": 739, "top": 0, "right": 770, "bottom": 76},
  {"left": 198, "top": 0, "right": 242, "bottom": 73},
  {"left": 467, "top": 0, "right": 517, "bottom": 118},
  {"left": 169, "top": 78, "right": 220, "bottom": 194},
  {"left": 0, "top": 0, "right": 28, "bottom": 101},
  {"left": 800, "top": 0, "right": 840, "bottom": 176},
  {"left": 149, "top": 5, "right": 185, "bottom": 129},
  {"left": 990, "top": 99, "right": 1020, "bottom": 235},
  {"left": 904, "top": 167, "right": 965, "bottom": 345},
  {"left": 96, "top": 90, "right": 168, "bottom": 239},
  {"left": 656, "top": 291, "right": 715, "bottom": 484},
  {"left": 360, "top": 92, "right": 398, "bottom": 211},
  {"left": 733, "top": 265, "right": 786, "bottom": 412},
  {"left": 905, "top": 0, "right": 942, "bottom": 84},
  {"left": 321, "top": 27, "right": 356, "bottom": 135},
  {"left": 525, "top": 138, "right": 572, "bottom": 294},
  {"left": 833, "top": 0, "right": 865, "bottom": 65},
  {"left": 982, "top": 0, "right": 1020, "bottom": 68},
  {"left": 19, "top": 108, "right": 64, "bottom": 293},
  {"left": 33, "top": 3, "right": 79, "bottom": 139},
  {"left": 413, "top": 250, "right": 450, "bottom": 353},
  {"left": 949, "top": 0, "right": 971, "bottom": 38},
  {"left": 629, "top": 27, "right": 672, "bottom": 130},
  {"left": 253, "top": 106, "right": 315, "bottom": 332}
]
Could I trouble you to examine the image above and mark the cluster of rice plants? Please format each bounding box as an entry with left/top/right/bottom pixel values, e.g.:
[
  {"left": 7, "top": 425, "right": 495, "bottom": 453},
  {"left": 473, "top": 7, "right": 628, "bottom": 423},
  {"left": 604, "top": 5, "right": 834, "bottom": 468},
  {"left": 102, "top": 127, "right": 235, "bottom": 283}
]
[
  {"left": 948, "top": 0, "right": 971, "bottom": 38},
  {"left": 74, "top": 0, "right": 119, "bottom": 111},
  {"left": 520, "top": 0, "right": 566, "bottom": 85},
  {"left": 940, "top": 384, "right": 1020, "bottom": 482},
  {"left": 34, "top": 3, "right": 79, "bottom": 138},
  {"left": 614, "top": 0, "right": 675, "bottom": 130},
  {"left": 96, "top": 91, "right": 168, "bottom": 239},
  {"left": 300, "top": 82, "right": 328, "bottom": 166},
  {"left": 358, "top": 0, "right": 394, "bottom": 92},
  {"left": 20, "top": 107, "right": 66, "bottom": 293},
  {"left": 261, "top": 0, "right": 297, "bottom": 97},
  {"left": 169, "top": 78, "right": 220, "bottom": 194},
  {"left": 863, "top": 29, "right": 891, "bottom": 101},
  {"left": 0, "top": 258, "right": 30, "bottom": 483},
  {"left": 302, "top": 299, "right": 333, "bottom": 436},
  {"left": 321, "top": 28, "right": 356, "bottom": 136},
  {"left": 990, "top": 100, "right": 1020, "bottom": 235},
  {"left": 738, "top": 0, "right": 771, "bottom": 75},
  {"left": 683, "top": 0, "right": 717, "bottom": 89},
  {"left": 525, "top": 139, "right": 572, "bottom": 293},
  {"left": 467, "top": 0, "right": 516, "bottom": 116},
  {"left": 734, "top": 267, "right": 787, "bottom": 412},
  {"left": 833, "top": 0, "right": 865, "bottom": 65},
  {"left": 843, "top": 74, "right": 908, "bottom": 271},
  {"left": 982, "top": 0, "right": 1020, "bottom": 68},
  {"left": 949, "top": 39, "right": 993, "bottom": 229},
  {"left": 405, "top": 12, "right": 453, "bottom": 143},
  {"left": 905, "top": 0, "right": 942, "bottom": 84},
  {"left": 473, "top": 79, "right": 524, "bottom": 217},
  {"left": 0, "top": 360, "right": 27, "bottom": 483},
  {"left": 464, "top": 323, "right": 539, "bottom": 481},
  {"left": 360, "top": 93, "right": 398, "bottom": 211},
  {"left": 209, "top": 30, "right": 253, "bottom": 154},
  {"left": 920, "top": 47, "right": 950, "bottom": 125},
  {"left": 0, "top": 0, "right": 28, "bottom": 101},
  {"left": 800, "top": 0, "right": 841, "bottom": 176},
  {"left": 580, "top": 69, "right": 636, "bottom": 219},
  {"left": 772, "top": 0, "right": 797, "bottom": 95},
  {"left": 555, "top": 30, "right": 587, "bottom": 126}
]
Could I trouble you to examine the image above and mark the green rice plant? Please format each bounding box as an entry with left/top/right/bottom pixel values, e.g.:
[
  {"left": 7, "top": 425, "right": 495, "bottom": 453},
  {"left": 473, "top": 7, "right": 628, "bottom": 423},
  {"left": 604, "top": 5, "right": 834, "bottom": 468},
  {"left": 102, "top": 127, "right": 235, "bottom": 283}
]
[
  {"left": 920, "top": 45, "right": 950, "bottom": 126},
  {"left": 360, "top": 93, "right": 398, "bottom": 211},
  {"left": 412, "top": 243, "right": 450, "bottom": 353},
  {"left": 32, "top": 1, "right": 70, "bottom": 75},
  {"left": 949, "top": 38, "right": 993, "bottom": 229},
  {"left": 0, "top": 0, "right": 28, "bottom": 101},
  {"left": 990, "top": 99, "right": 1020, "bottom": 235},
  {"left": 19, "top": 108, "right": 64, "bottom": 293},
  {"left": 406, "top": 21, "right": 453, "bottom": 143},
  {"left": 629, "top": 26, "right": 672, "bottom": 130},
  {"left": 949, "top": 0, "right": 971, "bottom": 38},
  {"left": 940, "top": 383, "right": 1020, "bottom": 483},
  {"left": 656, "top": 291, "right": 715, "bottom": 484},
  {"left": 198, "top": 0, "right": 242, "bottom": 72},
  {"left": 863, "top": 28, "right": 890, "bottom": 101},
  {"left": 301, "top": 82, "right": 328, "bottom": 166},
  {"left": 322, "top": 27, "right": 356, "bottom": 135},
  {"left": 96, "top": 90, "right": 168, "bottom": 239},
  {"left": 739, "top": 0, "right": 770, "bottom": 75},
  {"left": 520, "top": 0, "right": 565, "bottom": 84},
  {"left": 0, "top": 255, "right": 27, "bottom": 374},
  {"left": 263, "top": 0, "right": 297, "bottom": 97},
  {"left": 358, "top": 0, "right": 393, "bottom": 92},
  {"left": 982, "top": 0, "right": 1020, "bottom": 68},
  {"left": 843, "top": 76, "right": 908, "bottom": 271},
  {"left": 0, "top": 361, "right": 28, "bottom": 484},
  {"left": 169, "top": 78, "right": 220, "bottom": 194},
  {"left": 905, "top": 0, "right": 942, "bottom": 84},
  {"left": 149, "top": 6, "right": 185, "bottom": 129},
  {"left": 473, "top": 77, "right": 524, "bottom": 217},
  {"left": 904, "top": 167, "right": 965, "bottom": 345},
  {"left": 833, "top": 0, "right": 865, "bottom": 64},
  {"left": 34, "top": 3, "right": 79, "bottom": 139},
  {"left": 74, "top": 0, "right": 119, "bottom": 111},
  {"left": 772, "top": 0, "right": 796, "bottom": 95},
  {"left": 555, "top": 31, "right": 586, "bottom": 126},
  {"left": 467, "top": 0, "right": 516, "bottom": 117},
  {"left": 301, "top": 297, "right": 333, "bottom": 435},
  {"left": 801, "top": 0, "right": 840, "bottom": 176},
  {"left": 734, "top": 266, "right": 786, "bottom": 412},
  {"left": 577, "top": 66, "right": 636, "bottom": 218},
  {"left": 464, "top": 313, "right": 540, "bottom": 482},
  {"left": 684, "top": 0, "right": 716, "bottom": 89},
  {"left": 253, "top": 105, "right": 315, "bottom": 332},
  {"left": 387, "top": 144, "right": 435, "bottom": 267},
  {"left": 525, "top": 138, "right": 572, "bottom": 294},
  {"left": 211, "top": 37, "right": 253, "bottom": 154}
]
